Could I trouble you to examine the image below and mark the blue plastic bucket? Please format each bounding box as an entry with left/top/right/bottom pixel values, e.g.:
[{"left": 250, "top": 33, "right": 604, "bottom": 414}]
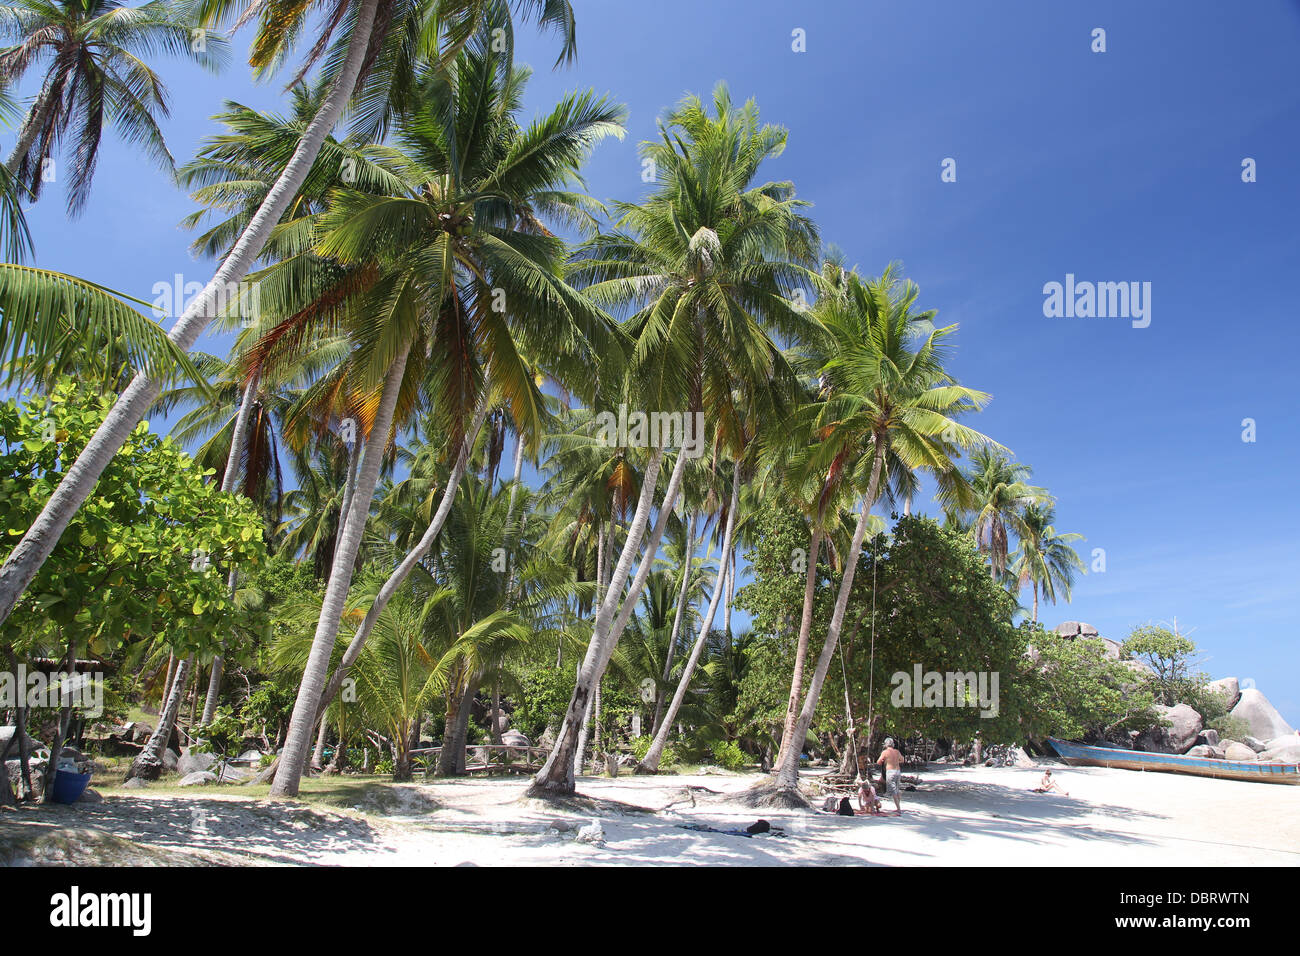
[{"left": 48, "top": 769, "right": 91, "bottom": 804}]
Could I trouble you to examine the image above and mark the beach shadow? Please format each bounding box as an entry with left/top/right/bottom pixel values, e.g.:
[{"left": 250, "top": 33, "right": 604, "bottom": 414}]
[{"left": 2, "top": 795, "right": 385, "bottom": 866}]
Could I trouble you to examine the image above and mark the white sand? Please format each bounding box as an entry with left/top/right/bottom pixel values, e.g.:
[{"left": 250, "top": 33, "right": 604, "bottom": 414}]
[{"left": 6, "top": 763, "right": 1297, "bottom": 866}]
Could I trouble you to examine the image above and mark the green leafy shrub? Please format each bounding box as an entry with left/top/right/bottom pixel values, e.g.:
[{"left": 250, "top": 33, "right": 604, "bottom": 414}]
[{"left": 709, "top": 740, "right": 749, "bottom": 771}]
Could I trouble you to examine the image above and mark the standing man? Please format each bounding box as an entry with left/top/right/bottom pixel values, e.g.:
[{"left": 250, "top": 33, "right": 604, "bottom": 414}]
[{"left": 876, "top": 737, "right": 903, "bottom": 815}]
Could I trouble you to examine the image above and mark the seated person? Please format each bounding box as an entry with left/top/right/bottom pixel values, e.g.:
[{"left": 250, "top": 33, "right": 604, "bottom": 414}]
[{"left": 1031, "top": 769, "right": 1069, "bottom": 795}]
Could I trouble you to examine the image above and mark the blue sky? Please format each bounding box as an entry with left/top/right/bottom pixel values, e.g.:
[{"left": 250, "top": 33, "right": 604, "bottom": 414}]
[{"left": 10, "top": 1, "right": 1300, "bottom": 723}]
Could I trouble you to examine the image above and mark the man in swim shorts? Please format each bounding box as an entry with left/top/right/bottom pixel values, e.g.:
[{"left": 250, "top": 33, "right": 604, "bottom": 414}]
[{"left": 876, "top": 737, "right": 903, "bottom": 814}]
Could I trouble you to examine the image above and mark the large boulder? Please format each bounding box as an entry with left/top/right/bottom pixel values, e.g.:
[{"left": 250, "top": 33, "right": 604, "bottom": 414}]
[
  {"left": 0, "top": 726, "right": 46, "bottom": 755},
  {"left": 1205, "top": 678, "right": 1241, "bottom": 709},
  {"left": 501, "top": 729, "right": 530, "bottom": 749},
  {"left": 1229, "top": 689, "right": 1295, "bottom": 742},
  {"left": 176, "top": 749, "right": 216, "bottom": 776},
  {"left": 1258, "top": 740, "right": 1300, "bottom": 764},
  {"left": 1222, "top": 741, "right": 1256, "bottom": 761},
  {"left": 1243, "top": 736, "right": 1268, "bottom": 753},
  {"left": 161, "top": 748, "right": 179, "bottom": 772},
  {"left": 1185, "top": 744, "right": 1224, "bottom": 759},
  {"left": 1054, "top": 622, "right": 1118, "bottom": 659},
  {"left": 177, "top": 770, "right": 218, "bottom": 787},
  {"left": 1195, "top": 729, "right": 1220, "bottom": 748},
  {"left": 214, "top": 762, "right": 249, "bottom": 783},
  {"left": 1136, "top": 703, "right": 1203, "bottom": 754}
]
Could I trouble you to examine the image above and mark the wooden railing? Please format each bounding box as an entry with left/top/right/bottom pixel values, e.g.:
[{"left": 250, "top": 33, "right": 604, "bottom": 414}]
[{"left": 408, "top": 744, "right": 551, "bottom": 775}]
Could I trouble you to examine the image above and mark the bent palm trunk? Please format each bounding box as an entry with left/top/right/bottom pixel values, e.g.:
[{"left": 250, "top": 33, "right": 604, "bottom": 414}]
[
  {"left": 309, "top": 395, "right": 491, "bottom": 725},
  {"left": 0, "top": 0, "right": 383, "bottom": 629},
  {"left": 271, "top": 341, "right": 411, "bottom": 798},
  {"left": 651, "top": 511, "right": 694, "bottom": 736},
  {"left": 773, "top": 526, "right": 823, "bottom": 768},
  {"left": 529, "top": 445, "right": 669, "bottom": 795},
  {"left": 129, "top": 654, "right": 193, "bottom": 781},
  {"left": 639, "top": 465, "right": 739, "bottom": 772},
  {"left": 771, "top": 445, "right": 884, "bottom": 791},
  {"left": 202, "top": 377, "right": 260, "bottom": 726}
]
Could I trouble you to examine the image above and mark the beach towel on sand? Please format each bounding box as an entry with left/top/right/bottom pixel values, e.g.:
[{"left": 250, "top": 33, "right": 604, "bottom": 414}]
[{"left": 680, "top": 820, "right": 785, "bottom": 838}]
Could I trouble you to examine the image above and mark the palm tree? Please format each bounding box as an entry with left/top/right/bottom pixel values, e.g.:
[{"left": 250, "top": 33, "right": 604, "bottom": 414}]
[
  {"left": 963, "top": 447, "right": 1051, "bottom": 579},
  {"left": 0, "top": 0, "right": 577, "bottom": 630},
  {"left": 1010, "top": 502, "right": 1085, "bottom": 621},
  {"left": 268, "top": 36, "right": 623, "bottom": 797},
  {"left": 0, "top": 0, "right": 226, "bottom": 211},
  {"left": 0, "top": 264, "right": 205, "bottom": 388},
  {"left": 766, "top": 266, "right": 997, "bottom": 795},
  {"left": 529, "top": 83, "right": 820, "bottom": 794}
]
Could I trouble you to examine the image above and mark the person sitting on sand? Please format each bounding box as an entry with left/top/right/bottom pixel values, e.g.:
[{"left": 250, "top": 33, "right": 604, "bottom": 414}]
[
  {"left": 858, "top": 777, "right": 882, "bottom": 815},
  {"left": 1031, "top": 769, "right": 1069, "bottom": 796},
  {"left": 876, "top": 738, "right": 903, "bottom": 815}
]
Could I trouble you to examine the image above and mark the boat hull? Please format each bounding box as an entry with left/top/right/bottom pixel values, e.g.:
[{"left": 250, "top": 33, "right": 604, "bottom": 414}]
[{"left": 1046, "top": 738, "right": 1300, "bottom": 785}]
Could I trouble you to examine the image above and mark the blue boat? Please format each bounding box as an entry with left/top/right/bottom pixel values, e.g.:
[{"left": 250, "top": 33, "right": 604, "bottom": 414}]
[{"left": 1046, "top": 738, "right": 1300, "bottom": 785}]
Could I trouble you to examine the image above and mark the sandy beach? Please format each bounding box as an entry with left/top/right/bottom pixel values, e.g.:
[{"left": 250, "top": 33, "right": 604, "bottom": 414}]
[{"left": 4, "top": 763, "right": 1296, "bottom": 867}]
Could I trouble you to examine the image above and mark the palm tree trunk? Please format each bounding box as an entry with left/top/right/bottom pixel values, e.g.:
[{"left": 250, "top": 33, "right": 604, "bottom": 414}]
[
  {"left": 6, "top": 649, "right": 33, "bottom": 799},
  {"left": 529, "top": 444, "right": 673, "bottom": 795},
  {"left": 772, "top": 444, "right": 885, "bottom": 791},
  {"left": 639, "top": 462, "right": 739, "bottom": 773},
  {"left": 42, "top": 638, "right": 75, "bottom": 803},
  {"left": 1032, "top": 581, "right": 1039, "bottom": 622},
  {"left": 724, "top": 548, "right": 735, "bottom": 634},
  {"left": 311, "top": 712, "right": 329, "bottom": 771},
  {"left": 202, "top": 377, "right": 260, "bottom": 726},
  {"left": 3, "top": 78, "right": 59, "bottom": 177},
  {"left": 160, "top": 652, "right": 176, "bottom": 707},
  {"left": 129, "top": 654, "right": 193, "bottom": 780},
  {"left": 490, "top": 680, "right": 503, "bottom": 745},
  {"left": 774, "top": 525, "right": 823, "bottom": 768},
  {"left": 308, "top": 391, "right": 491, "bottom": 727},
  {"left": 575, "top": 517, "right": 612, "bottom": 771},
  {"left": 0, "top": 0, "right": 384, "bottom": 629},
  {"left": 651, "top": 510, "right": 694, "bottom": 736},
  {"left": 271, "top": 339, "right": 411, "bottom": 798},
  {"left": 335, "top": 432, "right": 363, "bottom": 559}
]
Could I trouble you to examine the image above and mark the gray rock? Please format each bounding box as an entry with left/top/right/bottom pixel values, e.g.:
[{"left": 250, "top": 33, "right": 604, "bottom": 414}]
[
  {"left": 1206, "top": 678, "right": 1241, "bottom": 709},
  {"left": 1055, "top": 621, "right": 1083, "bottom": 637},
  {"left": 575, "top": 819, "right": 606, "bottom": 846},
  {"left": 501, "top": 729, "right": 530, "bottom": 748},
  {"left": 121, "top": 776, "right": 148, "bottom": 789},
  {"left": 1078, "top": 623, "right": 1100, "bottom": 639},
  {"left": 130, "top": 723, "right": 153, "bottom": 743},
  {"left": 177, "top": 770, "right": 218, "bottom": 787},
  {"left": 176, "top": 749, "right": 216, "bottom": 776},
  {"left": 77, "top": 788, "right": 104, "bottom": 804},
  {"left": 1195, "top": 729, "right": 1220, "bottom": 748},
  {"left": 1098, "top": 637, "right": 1121, "bottom": 660},
  {"left": 1258, "top": 741, "right": 1300, "bottom": 764},
  {"left": 1243, "top": 736, "right": 1268, "bottom": 753},
  {"left": 1136, "top": 703, "right": 1203, "bottom": 754},
  {"left": 0, "top": 726, "right": 45, "bottom": 754},
  {"left": 215, "top": 762, "right": 249, "bottom": 782},
  {"left": 1185, "top": 745, "right": 1224, "bottom": 759},
  {"left": 162, "top": 748, "right": 179, "bottom": 772},
  {"left": 1222, "top": 741, "right": 1256, "bottom": 761},
  {"left": 1229, "top": 689, "right": 1295, "bottom": 741}
]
